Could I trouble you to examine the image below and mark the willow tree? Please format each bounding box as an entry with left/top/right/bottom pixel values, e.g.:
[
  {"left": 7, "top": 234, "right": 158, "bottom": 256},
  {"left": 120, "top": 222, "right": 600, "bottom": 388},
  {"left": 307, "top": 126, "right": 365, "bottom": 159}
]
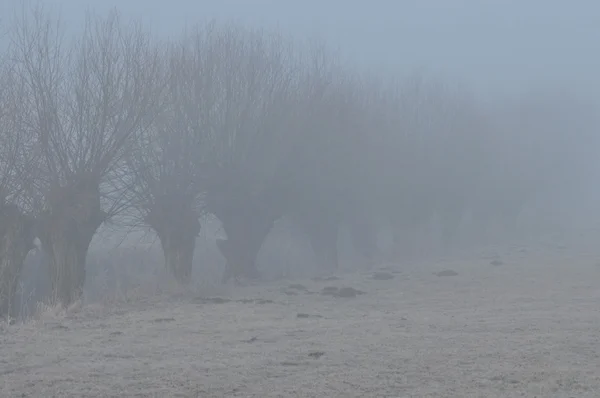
[
  {"left": 363, "top": 74, "right": 485, "bottom": 257},
  {"left": 124, "top": 39, "right": 211, "bottom": 284},
  {"left": 11, "top": 8, "right": 162, "bottom": 305},
  {"left": 180, "top": 24, "right": 300, "bottom": 283},
  {"left": 419, "top": 82, "right": 488, "bottom": 252},
  {"left": 277, "top": 47, "right": 383, "bottom": 273},
  {"left": 470, "top": 90, "right": 598, "bottom": 245},
  {"left": 0, "top": 55, "right": 37, "bottom": 319}
]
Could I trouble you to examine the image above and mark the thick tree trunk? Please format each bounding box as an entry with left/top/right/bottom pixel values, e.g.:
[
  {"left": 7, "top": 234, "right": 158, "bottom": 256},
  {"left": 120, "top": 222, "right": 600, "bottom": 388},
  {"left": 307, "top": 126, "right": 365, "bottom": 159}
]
[
  {"left": 38, "top": 179, "right": 106, "bottom": 306},
  {"left": 309, "top": 227, "right": 339, "bottom": 273},
  {"left": 0, "top": 204, "right": 35, "bottom": 319},
  {"left": 150, "top": 208, "right": 201, "bottom": 285},
  {"left": 207, "top": 178, "right": 283, "bottom": 284},
  {"left": 471, "top": 200, "right": 522, "bottom": 247},
  {"left": 489, "top": 206, "right": 521, "bottom": 246},
  {"left": 438, "top": 206, "right": 465, "bottom": 255},
  {"left": 348, "top": 216, "right": 378, "bottom": 267},
  {"left": 470, "top": 205, "right": 494, "bottom": 246},
  {"left": 217, "top": 211, "right": 276, "bottom": 284},
  {"left": 42, "top": 231, "right": 94, "bottom": 306},
  {"left": 297, "top": 212, "right": 340, "bottom": 273},
  {"left": 390, "top": 203, "right": 430, "bottom": 261},
  {"left": 391, "top": 223, "right": 416, "bottom": 261}
]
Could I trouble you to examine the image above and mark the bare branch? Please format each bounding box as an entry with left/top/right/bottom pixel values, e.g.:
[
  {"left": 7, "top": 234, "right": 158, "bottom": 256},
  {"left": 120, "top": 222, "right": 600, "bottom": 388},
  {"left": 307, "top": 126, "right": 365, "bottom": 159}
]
[
  {"left": 8, "top": 6, "right": 163, "bottom": 304},
  {"left": 0, "top": 44, "right": 37, "bottom": 211},
  {"left": 10, "top": 7, "right": 162, "bottom": 201}
]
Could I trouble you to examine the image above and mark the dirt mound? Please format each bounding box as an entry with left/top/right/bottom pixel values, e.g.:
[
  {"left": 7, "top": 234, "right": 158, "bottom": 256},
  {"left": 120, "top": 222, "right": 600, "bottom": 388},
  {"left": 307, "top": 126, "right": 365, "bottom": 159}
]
[
  {"left": 321, "top": 286, "right": 365, "bottom": 298},
  {"left": 371, "top": 272, "right": 395, "bottom": 280},
  {"left": 433, "top": 270, "right": 459, "bottom": 277}
]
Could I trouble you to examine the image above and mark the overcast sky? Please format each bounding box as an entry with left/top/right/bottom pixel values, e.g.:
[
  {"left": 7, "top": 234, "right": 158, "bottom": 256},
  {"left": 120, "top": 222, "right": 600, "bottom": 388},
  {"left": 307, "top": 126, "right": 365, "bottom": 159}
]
[{"left": 2, "top": 0, "right": 600, "bottom": 99}]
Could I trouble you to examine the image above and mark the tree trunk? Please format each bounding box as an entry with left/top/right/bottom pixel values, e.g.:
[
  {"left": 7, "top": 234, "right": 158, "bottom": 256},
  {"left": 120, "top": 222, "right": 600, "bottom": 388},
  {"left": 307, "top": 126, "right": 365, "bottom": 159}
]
[
  {"left": 438, "top": 204, "right": 465, "bottom": 255},
  {"left": 349, "top": 216, "right": 378, "bottom": 267},
  {"left": 310, "top": 224, "right": 339, "bottom": 273},
  {"left": 497, "top": 201, "right": 523, "bottom": 244},
  {"left": 0, "top": 204, "right": 35, "bottom": 319},
  {"left": 391, "top": 223, "right": 415, "bottom": 261},
  {"left": 151, "top": 209, "right": 201, "bottom": 285},
  {"left": 42, "top": 232, "right": 92, "bottom": 306},
  {"left": 470, "top": 199, "right": 522, "bottom": 247},
  {"left": 296, "top": 211, "right": 340, "bottom": 273},
  {"left": 38, "top": 179, "right": 106, "bottom": 306},
  {"left": 217, "top": 211, "right": 276, "bottom": 284},
  {"left": 207, "top": 178, "right": 283, "bottom": 284},
  {"left": 470, "top": 205, "right": 494, "bottom": 246},
  {"left": 390, "top": 204, "right": 429, "bottom": 261}
]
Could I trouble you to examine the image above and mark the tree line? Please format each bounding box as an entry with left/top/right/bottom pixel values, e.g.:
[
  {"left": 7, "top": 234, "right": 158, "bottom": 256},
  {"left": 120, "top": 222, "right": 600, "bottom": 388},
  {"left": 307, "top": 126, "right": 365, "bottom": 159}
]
[{"left": 0, "top": 8, "right": 595, "bottom": 317}]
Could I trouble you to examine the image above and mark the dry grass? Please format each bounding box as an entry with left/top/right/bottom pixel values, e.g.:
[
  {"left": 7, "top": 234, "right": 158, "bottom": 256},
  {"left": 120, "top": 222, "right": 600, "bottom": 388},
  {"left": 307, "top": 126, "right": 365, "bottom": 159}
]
[{"left": 2, "top": 241, "right": 600, "bottom": 397}]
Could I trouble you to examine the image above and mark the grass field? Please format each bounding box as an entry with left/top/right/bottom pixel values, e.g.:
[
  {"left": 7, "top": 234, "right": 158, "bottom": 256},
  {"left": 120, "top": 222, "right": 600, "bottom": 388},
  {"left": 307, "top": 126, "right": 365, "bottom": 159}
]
[{"left": 2, "top": 241, "right": 600, "bottom": 397}]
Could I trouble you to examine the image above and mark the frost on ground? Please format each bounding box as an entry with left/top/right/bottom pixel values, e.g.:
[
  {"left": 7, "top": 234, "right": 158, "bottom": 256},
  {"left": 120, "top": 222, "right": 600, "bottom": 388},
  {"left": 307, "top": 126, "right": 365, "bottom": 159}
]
[{"left": 2, "top": 244, "right": 600, "bottom": 397}]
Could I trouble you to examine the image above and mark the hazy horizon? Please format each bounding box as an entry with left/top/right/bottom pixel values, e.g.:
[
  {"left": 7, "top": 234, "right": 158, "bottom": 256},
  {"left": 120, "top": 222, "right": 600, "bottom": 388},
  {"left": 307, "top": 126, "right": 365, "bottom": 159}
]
[{"left": 2, "top": 0, "right": 599, "bottom": 100}]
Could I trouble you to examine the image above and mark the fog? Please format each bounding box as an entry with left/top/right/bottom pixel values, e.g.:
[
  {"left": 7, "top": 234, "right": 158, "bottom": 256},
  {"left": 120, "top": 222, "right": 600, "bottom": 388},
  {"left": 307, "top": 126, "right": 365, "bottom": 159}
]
[
  {"left": 1, "top": 1, "right": 600, "bottom": 396},
  {"left": 4, "top": 1, "right": 600, "bottom": 92}
]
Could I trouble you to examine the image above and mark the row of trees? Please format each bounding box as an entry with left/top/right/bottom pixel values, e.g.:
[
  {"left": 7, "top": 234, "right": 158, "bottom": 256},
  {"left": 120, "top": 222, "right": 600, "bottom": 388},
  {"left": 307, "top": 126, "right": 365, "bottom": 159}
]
[{"left": 0, "top": 8, "right": 596, "bottom": 316}]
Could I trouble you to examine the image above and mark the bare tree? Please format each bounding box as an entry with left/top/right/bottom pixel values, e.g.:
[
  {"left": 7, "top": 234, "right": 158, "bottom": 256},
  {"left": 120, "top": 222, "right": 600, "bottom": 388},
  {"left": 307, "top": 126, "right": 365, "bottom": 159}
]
[
  {"left": 470, "top": 89, "right": 599, "bottom": 245},
  {"left": 422, "top": 83, "right": 488, "bottom": 252},
  {"left": 124, "top": 38, "right": 212, "bottom": 284},
  {"left": 0, "top": 49, "right": 37, "bottom": 319},
  {"left": 181, "top": 24, "right": 300, "bottom": 283},
  {"left": 278, "top": 46, "right": 379, "bottom": 273},
  {"left": 363, "top": 74, "right": 487, "bottom": 257},
  {"left": 10, "top": 8, "right": 162, "bottom": 305}
]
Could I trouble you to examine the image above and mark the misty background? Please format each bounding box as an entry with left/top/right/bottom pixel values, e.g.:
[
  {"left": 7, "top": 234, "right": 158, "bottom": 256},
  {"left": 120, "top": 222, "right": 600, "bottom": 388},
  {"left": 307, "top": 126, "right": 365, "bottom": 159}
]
[
  {"left": 4, "top": 0, "right": 600, "bottom": 96},
  {"left": 1, "top": 0, "right": 600, "bottom": 317}
]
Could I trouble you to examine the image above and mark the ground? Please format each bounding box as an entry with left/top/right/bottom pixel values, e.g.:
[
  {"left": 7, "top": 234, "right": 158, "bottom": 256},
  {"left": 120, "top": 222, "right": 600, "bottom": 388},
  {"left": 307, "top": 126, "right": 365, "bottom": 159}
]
[{"left": 2, "top": 241, "right": 600, "bottom": 397}]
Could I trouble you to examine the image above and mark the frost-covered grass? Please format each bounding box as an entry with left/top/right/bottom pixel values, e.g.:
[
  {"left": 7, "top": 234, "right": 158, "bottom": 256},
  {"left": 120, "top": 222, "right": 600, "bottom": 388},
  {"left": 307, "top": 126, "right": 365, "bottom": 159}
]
[{"left": 2, "top": 240, "right": 600, "bottom": 397}]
